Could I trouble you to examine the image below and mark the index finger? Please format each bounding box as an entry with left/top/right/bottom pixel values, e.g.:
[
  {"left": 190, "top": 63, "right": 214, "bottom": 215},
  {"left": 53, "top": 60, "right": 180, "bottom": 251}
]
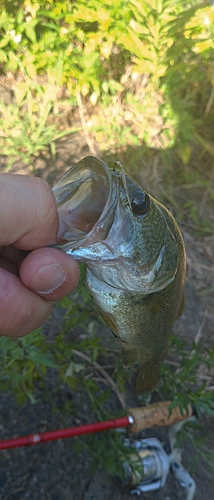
[{"left": 0, "top": 174, "right": 58, "bottom": 250}]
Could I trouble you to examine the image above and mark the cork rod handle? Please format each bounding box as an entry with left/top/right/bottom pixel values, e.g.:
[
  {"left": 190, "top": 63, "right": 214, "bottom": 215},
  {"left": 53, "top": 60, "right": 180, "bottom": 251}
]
[{"left": 127, "top": 401, "right": 193, "bottom": 433}]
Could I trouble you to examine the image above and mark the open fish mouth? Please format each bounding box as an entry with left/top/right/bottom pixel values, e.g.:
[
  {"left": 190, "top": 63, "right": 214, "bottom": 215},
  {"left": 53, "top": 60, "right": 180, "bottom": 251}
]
[
  {"left": 53, "top": 156, "right": 118, "bottom": 250},
  {"left": 53, "top": 156, "right": 179, "bottom": 293}
]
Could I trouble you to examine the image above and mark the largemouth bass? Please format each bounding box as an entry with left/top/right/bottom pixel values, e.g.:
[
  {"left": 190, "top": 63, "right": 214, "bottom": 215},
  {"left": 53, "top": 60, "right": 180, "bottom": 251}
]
[{"left": 53, "top": 156, "right": 186, "bottom": 393}]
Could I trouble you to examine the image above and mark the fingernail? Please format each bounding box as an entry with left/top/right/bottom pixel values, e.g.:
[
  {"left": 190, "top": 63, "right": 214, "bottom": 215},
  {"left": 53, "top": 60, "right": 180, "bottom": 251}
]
[{"left": 30, "top": 264, "right": 67, "bottom": 294}]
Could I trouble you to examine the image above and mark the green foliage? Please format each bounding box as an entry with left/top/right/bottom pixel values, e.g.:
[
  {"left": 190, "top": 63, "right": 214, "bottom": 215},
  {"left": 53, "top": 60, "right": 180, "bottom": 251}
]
[
  {"left": 0, "top": 328, "right": 57, "bottom": 404},
  {"left": 0, "top": 0, "right": 213, "bottom": 159},
  {"left": 0, "top": 58, "right": 78, "bottom": 170},
  {"left": 149, "top": 336, "right": 214, "bottom": 474},
  {"left": 175, "top": 420, "right": 214, "bottom": 476},
  {"left": 159, "top": 336, "right": 214, "bottom": 418}
]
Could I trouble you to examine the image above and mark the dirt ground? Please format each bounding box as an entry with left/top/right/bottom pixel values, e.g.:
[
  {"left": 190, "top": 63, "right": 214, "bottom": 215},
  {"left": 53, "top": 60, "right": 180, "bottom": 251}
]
[{"left": 0, "top": 129, "right": 214, "bottom": 500}]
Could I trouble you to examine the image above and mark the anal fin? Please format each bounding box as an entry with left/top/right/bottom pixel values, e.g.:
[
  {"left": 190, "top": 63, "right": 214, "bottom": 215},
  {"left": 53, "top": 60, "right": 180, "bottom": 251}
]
[
  {"left": 135, "top": 360, "right": 161, "bottom": 394},
  {"left": 121, "top": 347, "right": 140, "bottom": 367}
]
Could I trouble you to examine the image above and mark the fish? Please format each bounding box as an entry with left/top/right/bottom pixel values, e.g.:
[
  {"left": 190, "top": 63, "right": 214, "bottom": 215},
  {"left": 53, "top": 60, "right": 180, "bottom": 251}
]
[{"left": 53, "top": 156, "right": 186, "bottom": 393}]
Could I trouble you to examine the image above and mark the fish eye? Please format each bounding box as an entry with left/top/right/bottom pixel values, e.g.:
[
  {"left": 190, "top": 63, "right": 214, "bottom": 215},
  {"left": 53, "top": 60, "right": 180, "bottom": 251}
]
[{"left": 131, "top": 192, "right": 150, "bottom": 216}]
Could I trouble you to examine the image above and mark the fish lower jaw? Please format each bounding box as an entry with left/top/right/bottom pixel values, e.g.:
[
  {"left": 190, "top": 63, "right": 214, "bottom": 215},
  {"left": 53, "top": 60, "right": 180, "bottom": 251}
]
[{"left": 86, "top": 265, "right": 176, "bottom": 294}]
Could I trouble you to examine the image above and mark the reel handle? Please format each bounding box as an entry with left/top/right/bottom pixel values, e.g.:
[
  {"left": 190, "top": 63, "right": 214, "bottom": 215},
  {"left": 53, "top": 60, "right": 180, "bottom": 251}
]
[{"left": 127, "top": 401, "right": 193, "bottom": 433}]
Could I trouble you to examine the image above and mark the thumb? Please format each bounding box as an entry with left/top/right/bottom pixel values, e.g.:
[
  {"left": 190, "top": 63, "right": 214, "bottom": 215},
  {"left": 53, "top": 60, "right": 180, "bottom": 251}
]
[{"left": 20, "top": 247, "right": 80, "bottom": 301}]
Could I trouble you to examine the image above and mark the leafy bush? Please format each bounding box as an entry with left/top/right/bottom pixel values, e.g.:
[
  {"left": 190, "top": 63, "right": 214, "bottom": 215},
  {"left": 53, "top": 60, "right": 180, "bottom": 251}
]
[
  {"left": 0, "top": 57, "right": 81, "bottom": 170},
  {"left": 0, "top": 0, "right": 213, "bottom": 159}
]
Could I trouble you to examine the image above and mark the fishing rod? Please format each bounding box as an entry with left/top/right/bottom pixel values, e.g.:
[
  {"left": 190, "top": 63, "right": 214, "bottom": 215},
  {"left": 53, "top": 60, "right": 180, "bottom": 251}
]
[
  {"left": 0, "top": 400, "right": 191, "bottom": 450},
  {"left": 0, "top": 401, "right": 196, "bottom": 499}
]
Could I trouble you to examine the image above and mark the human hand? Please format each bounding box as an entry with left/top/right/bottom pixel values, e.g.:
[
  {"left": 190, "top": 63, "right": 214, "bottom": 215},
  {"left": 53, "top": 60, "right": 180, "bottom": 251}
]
[{"left": 0, "top": 173, "right": 80, "bottom": 337}]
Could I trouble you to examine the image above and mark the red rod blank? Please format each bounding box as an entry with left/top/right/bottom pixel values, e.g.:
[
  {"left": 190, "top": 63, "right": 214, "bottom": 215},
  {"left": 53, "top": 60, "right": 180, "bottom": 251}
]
[{"left": 0, "top": 416, "right": 129, "bottom": 450}]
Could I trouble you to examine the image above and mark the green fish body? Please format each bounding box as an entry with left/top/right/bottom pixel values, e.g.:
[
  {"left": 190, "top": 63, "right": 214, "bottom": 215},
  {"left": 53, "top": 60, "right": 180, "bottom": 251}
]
[{"left": 53, "top": 156, "right": 186, "bottom": 393}]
